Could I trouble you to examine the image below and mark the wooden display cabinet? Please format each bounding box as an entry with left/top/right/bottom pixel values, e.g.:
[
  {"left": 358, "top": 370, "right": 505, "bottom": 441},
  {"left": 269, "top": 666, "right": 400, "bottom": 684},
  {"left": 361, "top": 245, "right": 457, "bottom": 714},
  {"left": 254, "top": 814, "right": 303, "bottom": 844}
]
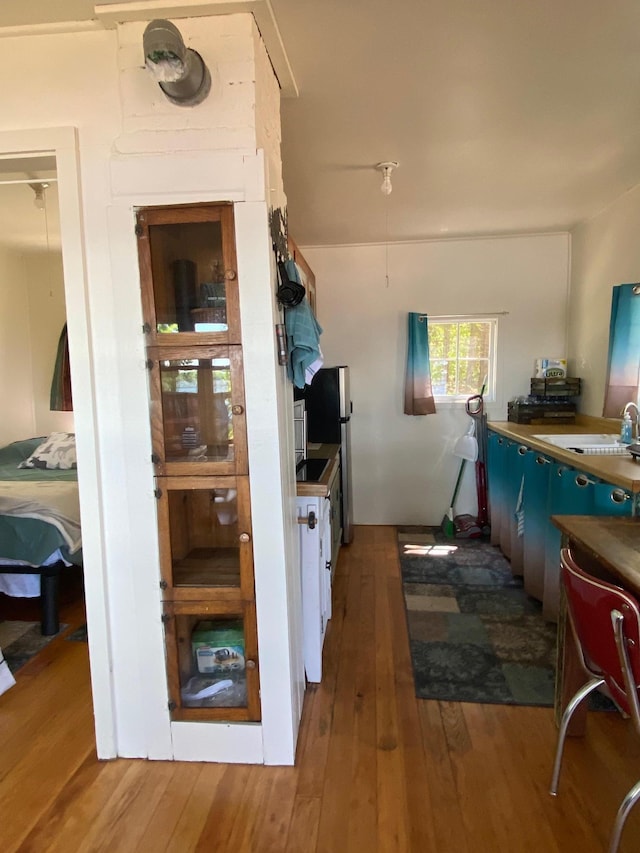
[
  {"left": 155, "top": 475, "right": 254, "bottom": 601},
  {"left": 145, "top": 343, "right": 248, "bottom": 476},
  {"left": 137, "top": 202, "right": 260, "bottom": 723},
  {"left": 137, "top": 203, "right": 241, "bottom": 346},
  {"left": 163, "top": 601, "right": 260, "bottom": 722}
]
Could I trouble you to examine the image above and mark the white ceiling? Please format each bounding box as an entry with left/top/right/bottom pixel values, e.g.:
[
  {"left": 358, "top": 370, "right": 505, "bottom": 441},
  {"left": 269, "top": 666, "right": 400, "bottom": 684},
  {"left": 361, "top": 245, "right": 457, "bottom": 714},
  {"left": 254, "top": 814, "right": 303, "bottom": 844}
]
[
  {"left": 2, "top": 1, "right": 640, "bottom": 248},
  {"left": 272, "top": 0, "right": 640, "bottom": 246}
]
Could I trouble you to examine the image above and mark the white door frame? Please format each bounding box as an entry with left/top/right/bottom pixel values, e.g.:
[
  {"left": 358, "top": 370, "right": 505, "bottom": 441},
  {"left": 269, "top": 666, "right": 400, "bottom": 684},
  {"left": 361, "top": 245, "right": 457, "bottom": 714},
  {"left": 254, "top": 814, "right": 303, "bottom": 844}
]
[{"left": 0, "top": 126, "right": 116, "bottom": 756}]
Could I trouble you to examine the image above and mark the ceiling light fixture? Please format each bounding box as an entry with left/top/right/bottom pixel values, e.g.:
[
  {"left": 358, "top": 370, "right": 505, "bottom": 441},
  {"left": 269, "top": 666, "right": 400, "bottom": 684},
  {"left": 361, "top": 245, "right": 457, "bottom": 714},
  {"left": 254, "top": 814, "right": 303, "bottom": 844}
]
[
  {"left": 376, "top": 161, "right": 399, "bottom": 196},
  {"left": 29, "top": 182, "right": 49, "bottom": 210}
]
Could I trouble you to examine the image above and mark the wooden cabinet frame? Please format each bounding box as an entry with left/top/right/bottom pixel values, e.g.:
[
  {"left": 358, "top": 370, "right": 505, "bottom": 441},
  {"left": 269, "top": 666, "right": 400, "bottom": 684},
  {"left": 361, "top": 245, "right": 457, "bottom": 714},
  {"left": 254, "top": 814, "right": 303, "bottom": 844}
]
[
  {"left": 163, "top": 600, "right": 260, "bottom": 722},
  {"left": 146, "top": 344, "right": 248, "bottom": 477},
  {"left": 137, "top": 202, "right": 260, "bottom": 724},
  {"left": 155, "top": 474, "right": 255, "bottom": 603},
  {"left": 137, "top": 202, "right": 241, "bottom": 346}
]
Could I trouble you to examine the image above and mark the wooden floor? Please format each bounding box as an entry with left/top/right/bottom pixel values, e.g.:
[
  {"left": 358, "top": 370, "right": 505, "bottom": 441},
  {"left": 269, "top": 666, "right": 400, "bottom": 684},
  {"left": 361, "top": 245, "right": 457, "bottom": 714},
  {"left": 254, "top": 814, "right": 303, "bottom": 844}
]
[{"left": 2, "top": 525, "right": 640, "bottom": 851}]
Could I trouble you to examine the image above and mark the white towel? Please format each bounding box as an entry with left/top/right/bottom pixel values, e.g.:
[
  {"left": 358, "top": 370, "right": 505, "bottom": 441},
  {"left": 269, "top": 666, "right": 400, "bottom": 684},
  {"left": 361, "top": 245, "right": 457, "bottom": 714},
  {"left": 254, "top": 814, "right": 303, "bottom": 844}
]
[
  {"left": 514, "top": 475, "right": 525, "bottom": 537},
  {"left": 0, "top": 649, "right": 16, "bottom": 696}
]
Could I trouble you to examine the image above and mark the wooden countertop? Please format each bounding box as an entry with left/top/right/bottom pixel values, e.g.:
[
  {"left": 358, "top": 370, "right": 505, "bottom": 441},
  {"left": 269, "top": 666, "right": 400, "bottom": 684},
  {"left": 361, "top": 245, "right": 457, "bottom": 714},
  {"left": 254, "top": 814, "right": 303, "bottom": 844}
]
[
  {"left": 488, "top": 416, "right": 640, "bottom": 493},
  {"left": 551, "top": 515, "right": 640, "bottom": 593},
  {"left": 296, "top": 444, "right": 340, "bottom": 498}
]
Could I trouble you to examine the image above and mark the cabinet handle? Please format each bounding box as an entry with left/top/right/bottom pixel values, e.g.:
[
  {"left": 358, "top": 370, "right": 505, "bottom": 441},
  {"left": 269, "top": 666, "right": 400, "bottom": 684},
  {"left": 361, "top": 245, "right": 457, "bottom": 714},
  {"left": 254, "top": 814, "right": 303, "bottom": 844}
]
[
  {"left": 298, "top": 511, "right": 317, "bottom": 530},
  {"left": 238, "top": 532, "right": 251, "bottom": 543},
  {"left": 575, "top": 473, "right": 596, "bottom": 487},
  {"left": 246, "top": 659, "right": 256, "bottom": 669},
  {"left": 611, "top": 488, "right": 630, "bottom": 504},
  {"left": 231, "top": 404, "right": 244, "bottom": 415},
  {"left": 535, "top": 455, "right": 551, "bottom": 465}
]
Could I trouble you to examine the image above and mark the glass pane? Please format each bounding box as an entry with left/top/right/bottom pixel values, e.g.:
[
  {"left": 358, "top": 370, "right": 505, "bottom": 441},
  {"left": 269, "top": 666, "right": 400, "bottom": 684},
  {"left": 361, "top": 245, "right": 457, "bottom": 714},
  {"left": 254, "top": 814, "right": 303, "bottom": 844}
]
[
  {"left": 167, "top": 487, "right": 240, "bottom": 587},
  {"left": 175, "top": 615, "right": 247, "bottom": 708},
  {"left": 431, "top": 320, "right": 493, "bottom": 397},
  {"left": 149, "top": 220, "right": 228, "bottom": 334},
  {"left": 159, "top": 357, "right": 233, "bottom": 463}
]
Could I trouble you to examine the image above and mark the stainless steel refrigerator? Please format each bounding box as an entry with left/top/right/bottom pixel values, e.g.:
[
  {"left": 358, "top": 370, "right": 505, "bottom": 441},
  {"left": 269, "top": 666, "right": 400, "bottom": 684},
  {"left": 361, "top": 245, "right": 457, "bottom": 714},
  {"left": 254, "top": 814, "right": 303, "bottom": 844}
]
[{"left": 304, "top": 366, "right": 353, "bottom": 544}]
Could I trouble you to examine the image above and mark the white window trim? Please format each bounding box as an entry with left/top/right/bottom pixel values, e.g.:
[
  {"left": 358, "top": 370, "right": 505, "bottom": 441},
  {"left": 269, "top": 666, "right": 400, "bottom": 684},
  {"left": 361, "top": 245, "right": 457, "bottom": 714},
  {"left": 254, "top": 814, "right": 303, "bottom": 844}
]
[{"left": 429, "top": 314, "right": 499, "bottom": 405}]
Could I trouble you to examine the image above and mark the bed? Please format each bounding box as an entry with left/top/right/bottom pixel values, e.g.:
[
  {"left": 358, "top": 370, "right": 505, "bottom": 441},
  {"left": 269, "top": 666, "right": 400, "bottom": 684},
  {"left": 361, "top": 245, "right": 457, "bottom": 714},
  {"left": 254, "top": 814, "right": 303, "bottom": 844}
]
[{"left": 0, "top": 435, "right": 82, "bottom": 636}]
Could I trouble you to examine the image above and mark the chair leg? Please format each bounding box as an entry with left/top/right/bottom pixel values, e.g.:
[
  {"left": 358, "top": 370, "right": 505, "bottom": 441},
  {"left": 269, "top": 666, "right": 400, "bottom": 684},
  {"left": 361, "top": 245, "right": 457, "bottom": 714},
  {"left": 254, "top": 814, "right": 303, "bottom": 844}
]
[
  {"left": 550, "top": 676, "right": 605, "bottom": 795},
  {"left": 609, "top": 778, "right": 640, "bottom": 853}
]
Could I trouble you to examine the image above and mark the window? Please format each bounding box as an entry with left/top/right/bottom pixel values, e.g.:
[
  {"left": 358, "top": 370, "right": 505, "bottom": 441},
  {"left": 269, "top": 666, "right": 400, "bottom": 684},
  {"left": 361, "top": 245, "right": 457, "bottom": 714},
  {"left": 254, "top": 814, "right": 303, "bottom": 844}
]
[{"left": 429, "top": 316, "right": 497, "bottom": 402}]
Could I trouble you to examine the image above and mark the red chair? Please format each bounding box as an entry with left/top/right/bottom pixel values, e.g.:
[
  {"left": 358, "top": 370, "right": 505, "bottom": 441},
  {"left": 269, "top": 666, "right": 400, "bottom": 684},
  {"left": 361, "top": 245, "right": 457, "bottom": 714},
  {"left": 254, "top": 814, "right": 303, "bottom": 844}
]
[{"left": 550, "top": 548, "right": 640, "bottom": 853}]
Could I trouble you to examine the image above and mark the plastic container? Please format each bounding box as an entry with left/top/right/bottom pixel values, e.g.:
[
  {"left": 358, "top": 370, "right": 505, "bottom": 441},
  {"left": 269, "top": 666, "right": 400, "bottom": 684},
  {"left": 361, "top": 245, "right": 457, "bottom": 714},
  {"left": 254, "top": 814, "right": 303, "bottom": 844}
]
[{"left": 620, "top": 412, "right": 633, "bottom": 445}]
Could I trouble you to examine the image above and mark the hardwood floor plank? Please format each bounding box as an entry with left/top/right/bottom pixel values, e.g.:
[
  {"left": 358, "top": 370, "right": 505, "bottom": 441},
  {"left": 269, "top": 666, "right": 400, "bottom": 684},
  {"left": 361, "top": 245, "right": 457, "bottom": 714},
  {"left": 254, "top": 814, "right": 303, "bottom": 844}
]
[
  {"left": 3, "top": 525, "right": 640, "bottom": 852},
  {"left": 163, "top": 764, "right": 227, "bottom": 853},
  {"left": 315, "top": 550, "right": 363, "bottom": 852},
  {"left": 284, "top": 796, "right": 321, "bottom": 853},
  {"left": 250, "top": 767, "right": 299, "bottom": 852},
  {"left": 374, "top": 548, "right": 410, "bottom": 852}
]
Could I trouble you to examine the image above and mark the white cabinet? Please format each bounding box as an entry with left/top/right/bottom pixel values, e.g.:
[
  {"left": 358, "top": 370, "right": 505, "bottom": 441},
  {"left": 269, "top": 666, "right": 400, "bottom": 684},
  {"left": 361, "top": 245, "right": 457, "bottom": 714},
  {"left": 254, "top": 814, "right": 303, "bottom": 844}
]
[{"left": 297, "top": 492, "right": 332, "bottom": 682}]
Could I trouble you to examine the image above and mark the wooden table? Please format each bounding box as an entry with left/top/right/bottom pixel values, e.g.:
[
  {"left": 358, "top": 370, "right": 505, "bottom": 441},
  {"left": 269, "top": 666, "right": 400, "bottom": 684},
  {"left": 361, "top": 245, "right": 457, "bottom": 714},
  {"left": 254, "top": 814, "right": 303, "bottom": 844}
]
[{"left": 551, "top": 515, "right": 640, "bottom": 734}]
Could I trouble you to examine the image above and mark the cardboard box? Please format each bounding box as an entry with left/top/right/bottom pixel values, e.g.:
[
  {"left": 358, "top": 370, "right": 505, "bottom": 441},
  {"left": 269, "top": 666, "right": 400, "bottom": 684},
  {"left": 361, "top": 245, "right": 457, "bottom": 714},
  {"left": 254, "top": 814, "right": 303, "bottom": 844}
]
[{"left": 191, "top": 620, "right": 245, "bottom": 675}]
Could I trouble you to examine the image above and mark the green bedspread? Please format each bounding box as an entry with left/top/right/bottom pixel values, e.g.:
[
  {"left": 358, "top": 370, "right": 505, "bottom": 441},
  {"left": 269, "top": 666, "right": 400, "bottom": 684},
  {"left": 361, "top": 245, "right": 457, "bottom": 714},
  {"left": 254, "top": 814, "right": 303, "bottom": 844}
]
[{"left": 0, "top": 437, "right": 82, "bottom": 567}]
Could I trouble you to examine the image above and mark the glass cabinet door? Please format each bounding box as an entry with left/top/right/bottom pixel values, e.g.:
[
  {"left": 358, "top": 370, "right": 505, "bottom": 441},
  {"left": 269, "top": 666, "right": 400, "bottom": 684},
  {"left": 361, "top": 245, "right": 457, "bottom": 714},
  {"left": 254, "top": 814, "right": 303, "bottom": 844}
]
[
  {"left": 156, "top": 475, "right": 254, "bottom": 600},
  {"left": 136, "top": 203, "right": 240, "bottom": 345},
  {"left": 147, "top": 344, "right": 247, "bottom": 475},
  {"left": 163, "top": 603, "right": 260, "bottom": 721}
]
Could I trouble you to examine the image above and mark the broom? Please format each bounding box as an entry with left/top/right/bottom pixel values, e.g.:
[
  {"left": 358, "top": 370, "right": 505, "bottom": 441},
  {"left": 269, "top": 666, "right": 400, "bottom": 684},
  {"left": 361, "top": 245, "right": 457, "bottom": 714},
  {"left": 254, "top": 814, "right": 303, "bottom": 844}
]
[{"left": 442, "top": 458, "right": 466, "bottom": 537}]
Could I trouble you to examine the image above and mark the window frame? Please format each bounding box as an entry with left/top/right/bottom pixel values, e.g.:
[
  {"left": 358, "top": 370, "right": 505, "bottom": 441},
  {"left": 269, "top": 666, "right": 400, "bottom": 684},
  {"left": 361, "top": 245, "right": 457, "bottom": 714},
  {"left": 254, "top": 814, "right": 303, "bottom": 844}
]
[{"left": 428, "top": 315, "right": 498, "bottom": 405}]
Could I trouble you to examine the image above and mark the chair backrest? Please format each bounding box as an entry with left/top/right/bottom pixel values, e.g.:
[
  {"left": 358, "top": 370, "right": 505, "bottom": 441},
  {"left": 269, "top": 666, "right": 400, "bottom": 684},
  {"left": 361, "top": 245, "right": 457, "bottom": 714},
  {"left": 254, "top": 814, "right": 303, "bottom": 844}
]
[{"left": 561, "top": 547, "right": 640, "bottom": 723}]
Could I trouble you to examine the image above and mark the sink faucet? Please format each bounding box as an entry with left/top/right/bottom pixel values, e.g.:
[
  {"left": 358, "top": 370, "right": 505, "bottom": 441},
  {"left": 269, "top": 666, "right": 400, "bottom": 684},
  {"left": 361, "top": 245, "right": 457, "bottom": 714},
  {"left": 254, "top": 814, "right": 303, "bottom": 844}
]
[{"left": 622, "top": 402, "right": 640, "bottom": 441}]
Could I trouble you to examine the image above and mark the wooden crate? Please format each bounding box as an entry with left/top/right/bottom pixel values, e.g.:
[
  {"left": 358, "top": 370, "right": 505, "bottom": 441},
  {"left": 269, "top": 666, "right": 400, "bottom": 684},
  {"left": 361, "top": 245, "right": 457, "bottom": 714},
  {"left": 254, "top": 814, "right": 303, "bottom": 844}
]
[
  {"left": 507, "top": 401, "right": 576, "bottom": 425},
  {"left": 530, "top": 377, "right": 581, "bottom": 397}
]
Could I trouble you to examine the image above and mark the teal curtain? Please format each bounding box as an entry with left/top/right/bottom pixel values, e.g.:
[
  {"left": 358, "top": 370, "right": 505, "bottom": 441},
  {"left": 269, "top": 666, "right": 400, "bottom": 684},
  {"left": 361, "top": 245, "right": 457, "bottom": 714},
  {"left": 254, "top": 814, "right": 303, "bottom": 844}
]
[
  {"left": 404, "top": 312, "right": 436, "bottom": 415},
  {"left": 50, "top": 323, "right": 73, "bottom": 412},
  {"left": 603, "top": 283, "right": 640, "bottom": 417}
]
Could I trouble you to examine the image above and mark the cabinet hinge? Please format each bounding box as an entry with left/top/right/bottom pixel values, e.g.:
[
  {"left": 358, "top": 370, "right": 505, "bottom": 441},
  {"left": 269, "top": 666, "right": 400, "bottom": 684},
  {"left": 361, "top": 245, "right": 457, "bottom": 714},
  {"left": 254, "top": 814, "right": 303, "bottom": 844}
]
[
  {"left": 161, "top": 612, "right": 170, "bottom": 624},
  {"left": 154, "top": 488, "right": 163, "bottom": 499},
  {"left": 168, "top": 700, "right": 176, "bottom": 711},
  {"left": 326, "top": 561, "right": 331, "bottom": 572},
  {"left": 142, "top": 322, "right": 152, "bottom": 334},
  {"left": 151, "top": 453, "right": 160, "bottom": 465},
  {"left": 159, "top": 580, "right": 168, "bottom": 590},
  {"left": 135, "top": 223, "right": 143, "bottom": 237},
  {"left": 145, "top": 359, "right": 154, "bottom": 370}
]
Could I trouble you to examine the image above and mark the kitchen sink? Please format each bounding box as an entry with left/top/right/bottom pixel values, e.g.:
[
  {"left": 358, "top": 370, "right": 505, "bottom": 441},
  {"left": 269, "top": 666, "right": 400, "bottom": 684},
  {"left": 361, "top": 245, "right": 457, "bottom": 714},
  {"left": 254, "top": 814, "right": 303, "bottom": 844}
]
[{"left": 532, "top": 434, "right": 630, "bottom": 455}]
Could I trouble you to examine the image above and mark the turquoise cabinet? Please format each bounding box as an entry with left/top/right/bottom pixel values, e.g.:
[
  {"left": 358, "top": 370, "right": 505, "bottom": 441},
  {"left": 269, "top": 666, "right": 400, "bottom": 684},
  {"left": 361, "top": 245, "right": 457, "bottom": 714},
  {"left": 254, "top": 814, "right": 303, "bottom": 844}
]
[
  {"left": 543, "top": 465, "right": 595, "bottom": 620},
  {"left": 505, "top": 441, "right": 529, "bottom": 574},
  {"left": 487, "top": 429, "right": 635, "bottom": 622},
  {"left": 521, "top": 450, "right": 552, "bottom": 601},
  {"left": 487, "top": 432, "right": 507, "bottom": 548}
]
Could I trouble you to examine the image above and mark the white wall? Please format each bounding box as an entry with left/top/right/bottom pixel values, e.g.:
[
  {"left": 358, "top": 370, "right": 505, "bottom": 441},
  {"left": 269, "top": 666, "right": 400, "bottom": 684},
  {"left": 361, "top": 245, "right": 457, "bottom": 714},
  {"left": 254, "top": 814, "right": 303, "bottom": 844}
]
[
  {"left": 0, "top": 13, "right": 303, "bottom": 765},
  {"left": 0, "top": 245, "right": 33, "bottom": 446},
  {"left": 568, "top": 184, "right": 640, "bottom": 417},
  {"left": 25, "top": 251, "right": 74, "bottom": 437},
  {"left": 303, "top": 234, "right": 570, "bottom": 525}
]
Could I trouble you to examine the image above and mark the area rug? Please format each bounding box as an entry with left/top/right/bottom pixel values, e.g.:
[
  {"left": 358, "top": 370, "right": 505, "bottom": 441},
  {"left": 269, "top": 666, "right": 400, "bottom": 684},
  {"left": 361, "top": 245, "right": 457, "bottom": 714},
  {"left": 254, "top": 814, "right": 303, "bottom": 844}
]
[
  {"left": 66, "top": 623, "right": 87, "bottom": 642},
  {"left": 398, "top": 527, "right": 557, "bottom": 706},
  {"left": 0, "top": 620, "right": 67, "bottom": 674}
]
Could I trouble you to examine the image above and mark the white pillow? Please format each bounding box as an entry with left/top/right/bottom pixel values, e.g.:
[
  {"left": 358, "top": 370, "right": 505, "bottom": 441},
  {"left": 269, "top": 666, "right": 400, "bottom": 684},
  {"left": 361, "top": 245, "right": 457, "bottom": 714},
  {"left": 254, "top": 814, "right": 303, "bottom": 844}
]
[{"left": 18, "top": 432, "right": 77, "bottom": 470}]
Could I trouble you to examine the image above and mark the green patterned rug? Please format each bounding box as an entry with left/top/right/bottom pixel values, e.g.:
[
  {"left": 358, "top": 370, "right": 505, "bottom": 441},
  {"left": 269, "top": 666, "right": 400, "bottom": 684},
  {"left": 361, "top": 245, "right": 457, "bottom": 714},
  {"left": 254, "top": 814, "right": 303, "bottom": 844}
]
[
  {"left": 398, "top": 527, "right": 557, "bottom": 706},
  {"left": 0, "top": 620, "right": 67, "bottom": 674}
]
